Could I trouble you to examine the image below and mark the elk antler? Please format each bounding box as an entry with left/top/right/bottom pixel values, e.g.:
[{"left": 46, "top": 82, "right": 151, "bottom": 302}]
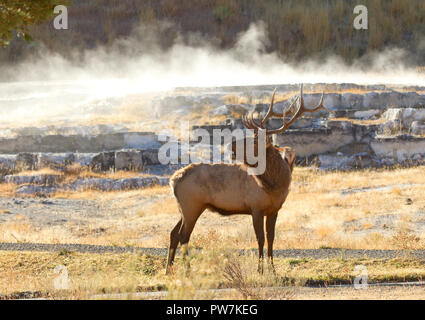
[
  {"left": 266, "top": 84, "right": 329, "bottom": 135},
  {"left": 259, "top": 89, "right": 300, "bottom": 128},
  {"left": 241, "top": 84, "right": 329, "bottom": 135},
  {"left": 260, "top": 89, "right": 278, "bottom": 128},
  {"left": 242, "top": 89, "right": 298, "bottom": 131}
]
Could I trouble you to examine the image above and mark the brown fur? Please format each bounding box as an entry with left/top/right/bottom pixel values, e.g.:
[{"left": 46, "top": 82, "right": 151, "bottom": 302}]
[
  {"left": 166, "top": 143, "right": 296, "bottom": 273},
  {"left": 254, "top": 146, "right": 292, "bottom": 192}
]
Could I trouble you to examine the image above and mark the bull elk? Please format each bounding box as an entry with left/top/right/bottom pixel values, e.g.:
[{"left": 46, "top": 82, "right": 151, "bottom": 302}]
[{"left": 166, "top": 84, "right": 328, "bottom": 274}]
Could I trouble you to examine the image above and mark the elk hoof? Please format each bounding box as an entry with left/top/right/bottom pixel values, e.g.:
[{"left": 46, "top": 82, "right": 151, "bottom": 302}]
[
  {"left": 165, "top": 263, "right": 175, "bottom": 275},
  {"left": 257, "top": 263, "right": 264, "bottom": 274},
  {"left": 267, "top": 258, "right": 276, "bottom": 274}
]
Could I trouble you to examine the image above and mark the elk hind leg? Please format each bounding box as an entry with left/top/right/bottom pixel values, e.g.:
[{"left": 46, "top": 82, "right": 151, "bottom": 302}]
[
  {"left": 166, "top": 218, "right": 182, "bottom": 274},
  {"left": 178, "top": 203, "right": 204, "bottom": 271}
]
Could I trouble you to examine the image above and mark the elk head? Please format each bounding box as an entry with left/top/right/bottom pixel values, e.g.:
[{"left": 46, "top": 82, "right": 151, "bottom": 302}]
[{"left": 234, "top": 84, "right": 329, "bottom": 166}]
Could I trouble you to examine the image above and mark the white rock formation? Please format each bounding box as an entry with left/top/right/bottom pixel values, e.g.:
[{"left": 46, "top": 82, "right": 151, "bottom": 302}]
[
  {"left": 411, "top": 121, "right": 425, "bottom": 136},
  {"left": 383, "top": 108, "right": 425, "bottom": 128}
]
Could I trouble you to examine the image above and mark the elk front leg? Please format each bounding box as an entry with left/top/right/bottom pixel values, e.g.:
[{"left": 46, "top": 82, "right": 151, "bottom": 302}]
[
  {"left": 266, "top": 212, "right": 278, "bottom": 273},
  {"left": 252, "top": 212, "right": 265, "bottom": 274}
]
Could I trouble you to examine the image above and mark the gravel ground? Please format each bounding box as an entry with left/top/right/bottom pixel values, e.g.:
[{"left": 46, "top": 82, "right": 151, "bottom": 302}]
[
  {"left": 0, "top": 197, "right": 107, "bottom": 227},
  {"left": 1, "top": 242, "right": 425, "bottom": 260},
  {"left": 0, "top": 194, "right": 171, "bottom": 230}
]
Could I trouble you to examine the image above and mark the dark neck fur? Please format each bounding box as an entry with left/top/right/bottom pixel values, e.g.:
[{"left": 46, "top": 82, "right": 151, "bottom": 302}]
[{"left": 254, "top": 146, "right": 292, "bottom": 192}]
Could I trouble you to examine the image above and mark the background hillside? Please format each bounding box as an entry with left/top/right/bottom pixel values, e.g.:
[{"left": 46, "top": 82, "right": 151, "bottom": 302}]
[{"left": 1, "top": 0, "right": 425, "bottom": 65}]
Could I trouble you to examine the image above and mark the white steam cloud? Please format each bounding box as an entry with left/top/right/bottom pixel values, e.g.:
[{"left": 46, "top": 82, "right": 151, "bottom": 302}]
[{"left": 0, "top": 21, "right": 424, "bottom": 128}]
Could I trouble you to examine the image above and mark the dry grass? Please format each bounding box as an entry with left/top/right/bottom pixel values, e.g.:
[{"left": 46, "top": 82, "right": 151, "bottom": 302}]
[
  {"left": 10, "top": 165, "right": 152, "bottom": 180},
  {"left": 0, "top": 184, "right": 16, "bottom": 197},
  {"left": 1, "top": 166, "right": 424, "bottom": 249},
  {"left": 0, "top": 251, "right": 165, "bottom": 298},
  {"left": 138, "top": 197, "right": 179, "bottom": 217},
  {"left": 191, "top": 165, "right": 425, "bottom": 250},
  {"left": 328, "top": 117, "right": 386, "bottom": 125},
  {"left": 272, "top": 166, "right": 425, "bottom": 249},
  {"left": 52, "top": 184, "right": 171, "bottom": 200},
  {"left": 293, "top": 166, "right": 425, "bottom": 192},
  {"left": 62, "top": 165, "right": 157, "bottom": 181},
  {"left": 18, "top": 167, "right": 59, "bottom": 176},
  {"left": 1, "top": 249, "right": 425, "bottom": 299},
  {"left": 1, "top": 163, "right": 425, "bottom": 300},
  {"left": 223, "top": 92, "right": 295, "bottom": 106}
]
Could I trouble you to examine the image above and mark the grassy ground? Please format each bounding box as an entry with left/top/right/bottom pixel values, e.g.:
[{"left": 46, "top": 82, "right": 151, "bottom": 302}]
[
  {"left": 1, "top": 165, "right": 424, "bottom": 249},
  {"left": 0, "top": 249, "right": 424, "bottom": 299},
  {"left": 1, "top": 165, "right": 424, "bottom": 299}
]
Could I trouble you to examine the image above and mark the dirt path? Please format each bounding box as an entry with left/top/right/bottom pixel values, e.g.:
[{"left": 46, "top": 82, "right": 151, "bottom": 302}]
[
  {"left": 90, "top": 282, "right": 425, "bottom": 300},
  {"left": 5, "top": 283, "right": 425, "bottom": 300}
]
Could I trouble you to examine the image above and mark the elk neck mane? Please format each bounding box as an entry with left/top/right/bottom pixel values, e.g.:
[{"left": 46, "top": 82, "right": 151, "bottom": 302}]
[{"left": 252, "top": 146, "right": 291, "bottom": 193}]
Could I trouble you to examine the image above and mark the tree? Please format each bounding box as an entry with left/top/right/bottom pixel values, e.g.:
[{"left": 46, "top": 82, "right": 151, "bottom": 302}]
[{"left": 0, "top": 0, "right": 65, "bottom": 46}]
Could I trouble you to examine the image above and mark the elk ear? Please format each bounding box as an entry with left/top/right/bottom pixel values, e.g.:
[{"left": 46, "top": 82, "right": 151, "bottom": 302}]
[{"left": 278, "top": 147, "right": 296, "bottom": 172}]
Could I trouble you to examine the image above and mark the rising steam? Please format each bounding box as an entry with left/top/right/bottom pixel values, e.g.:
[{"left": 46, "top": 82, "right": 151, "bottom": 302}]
[{"left": 0, "top": 22, "right": 424, "bottom": 129}]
